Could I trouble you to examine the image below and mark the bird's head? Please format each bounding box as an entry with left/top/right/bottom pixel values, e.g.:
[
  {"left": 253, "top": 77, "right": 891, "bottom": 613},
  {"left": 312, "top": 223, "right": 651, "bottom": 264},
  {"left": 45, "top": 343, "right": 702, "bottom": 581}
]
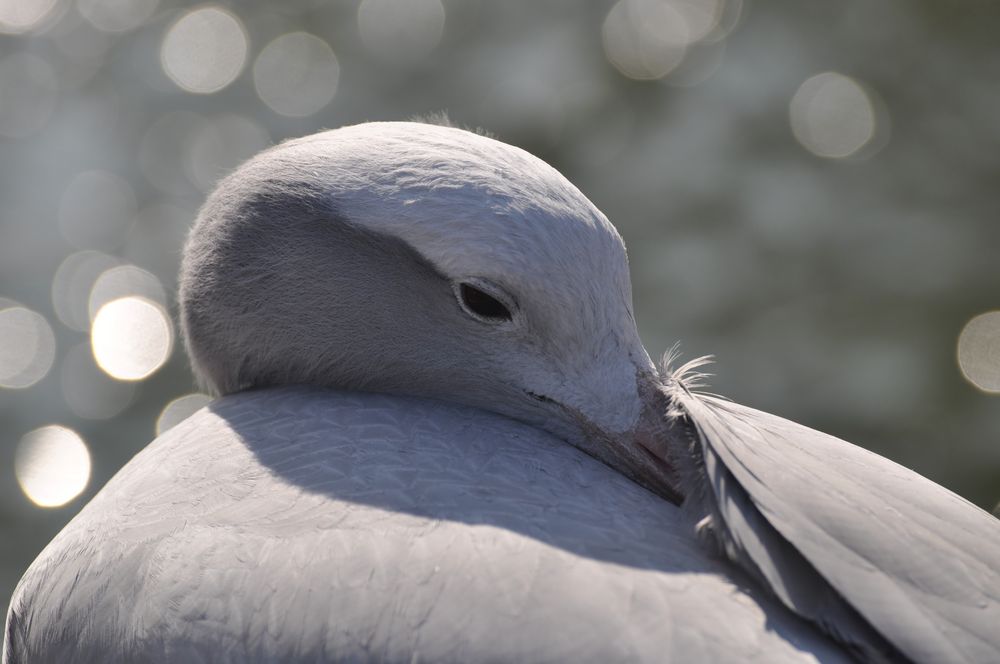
[{"left": 180, "top": 121, "right": 687, "bottom": 504}]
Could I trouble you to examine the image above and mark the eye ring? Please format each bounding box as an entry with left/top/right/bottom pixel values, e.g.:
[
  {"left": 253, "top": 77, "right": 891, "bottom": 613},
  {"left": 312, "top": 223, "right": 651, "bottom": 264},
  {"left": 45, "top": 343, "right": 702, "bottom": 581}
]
[{"left": 453, "top": 279, "right": 515, "bottom": 323}]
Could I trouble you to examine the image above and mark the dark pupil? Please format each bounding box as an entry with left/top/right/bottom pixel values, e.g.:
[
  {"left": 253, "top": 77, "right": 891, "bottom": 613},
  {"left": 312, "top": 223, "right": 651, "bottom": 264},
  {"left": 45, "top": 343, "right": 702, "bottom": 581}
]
[{"left": 460, "top": 284, "right": 511, "bottom": 320}]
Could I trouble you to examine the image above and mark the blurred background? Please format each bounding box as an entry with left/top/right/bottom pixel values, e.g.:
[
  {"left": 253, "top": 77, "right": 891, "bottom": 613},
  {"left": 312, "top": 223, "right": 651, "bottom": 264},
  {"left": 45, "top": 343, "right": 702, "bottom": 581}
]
[{"left": 1, "top": 0, "right": 998, "bottom": 605}]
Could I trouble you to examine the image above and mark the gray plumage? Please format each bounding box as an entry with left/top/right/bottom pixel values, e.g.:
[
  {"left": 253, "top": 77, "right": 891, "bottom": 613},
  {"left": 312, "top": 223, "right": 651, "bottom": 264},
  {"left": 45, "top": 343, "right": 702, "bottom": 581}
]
[
  {"left": 674, "top": 386, "right": 1000, "bottom": 663},
  {"left": 4, "top": 388, "right": 846, "bottom": 663},
  {"left": 5, "top": 121, "right": 1000, "bottom": 663}
]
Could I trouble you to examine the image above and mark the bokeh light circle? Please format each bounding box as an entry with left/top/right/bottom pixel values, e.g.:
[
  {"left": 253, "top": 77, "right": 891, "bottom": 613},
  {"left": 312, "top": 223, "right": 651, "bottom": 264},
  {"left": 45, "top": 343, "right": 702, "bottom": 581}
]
[
  {"left": 78, "top": 0, "right": 159, "bottom": 32},
  {"left": 789, "top": 72, "right": 877, "bottom": 159},
  {"left": 91, "top": 296, "right": 173, "bottom": 381},
  {"left": 15, "top": 426, "right": 91, "bottom": 508},
  {"left": 957, "top": 311, "right": 1000, "bottom": 394},
  {"left": 0, "top": 0, "right": 59, "bottom": 34},
  {"left": 88, "top": 264, "right": 167, "bottom": 322},
  {"left": 602, "top": 0, "right": 689, "bottom": 81},
  {"left": 157, "top": 393, "right": 213, "bottom": 435},
  {"left": 357, "top": 0, "right": 445, "bottom": 63},
  {"left": 670, "top": 0, "right": 725, "bottom": 43},
  {"left": 161, "top": 6, "right": 247, "bottom": 94},
  {"left": 0, "top": 305, "right": 56, "bottom": 389},
  {"left": 253, "top": 32, "right": 339, "bottom": 117},
  {"left": 52, "top": 251, "right": 121, "bottom": 331}
]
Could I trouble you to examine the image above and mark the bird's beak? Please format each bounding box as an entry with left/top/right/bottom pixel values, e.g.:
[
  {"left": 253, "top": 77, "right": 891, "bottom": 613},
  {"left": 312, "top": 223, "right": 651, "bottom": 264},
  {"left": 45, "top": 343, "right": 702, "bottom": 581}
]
[
  {"left": 619, "top": 371, "right": 687, "bottom": 504},
  {"left": 559, "top": 368, "right": 688, "bottom": 506},
  {"left": 606, "top": 370, "right": 687, "bottom": 505}
]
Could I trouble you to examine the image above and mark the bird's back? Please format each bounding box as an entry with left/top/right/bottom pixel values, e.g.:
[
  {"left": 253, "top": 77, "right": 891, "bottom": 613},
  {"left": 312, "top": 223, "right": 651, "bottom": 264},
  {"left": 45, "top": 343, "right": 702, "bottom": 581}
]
[{"left": 5, "top": 387, "right": 845, "bottom": 663}]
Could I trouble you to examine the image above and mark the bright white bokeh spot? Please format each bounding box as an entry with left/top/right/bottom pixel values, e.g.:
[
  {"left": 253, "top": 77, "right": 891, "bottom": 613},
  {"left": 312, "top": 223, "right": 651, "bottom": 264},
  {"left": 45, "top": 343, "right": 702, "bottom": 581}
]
[
  {"left": 156, "top": 393, "right": 212, "bottom": 435},
  {"left": 161, "top": 6, "right": 247, "bottom": 94},
  {"left": 357, "top": 0, "right": 445, "bottom": 64},
  {"left": 59, "top": 170, "right": 137, "bottom": 250},
  {"left": 52, "top": 251, "right": 121, "bottom": 331},
  {"left": 184, "top": 114, "right": 270, "bottom": 191},
  {"left": 602, "top": 0, "right": 689, "bottom": 81},
  {"left": 91, "top": 296, "right": 173, "bottom": 381},
  {"left": 0, "top": 52, "right": 58, "bottom": 139},
  {"left": 78, "top": 0, "right": 158, "bottom": 32},
  {"left": 61, "top": 342, "right": 135, "bottom": 419},
  {"left": 253, "top": 32, "right": 339, "bottom": 117},
  {"left": 957, "top": 311, "right": 1000, "bottom": 394},
  {"left": 0, "top": 0, "right": 59, "bottom": 34},
  {"left": 0, "top": 305, "right": 56, "bottom": 389},
  {"left": 790, "top": 72, "right": 877, "bottom": 159},
  {"left": 15, "top": 426, "right": 91, "bottom": 508},
  {"left": 88, "top": 264, "right": 166, "bottom": 322}
]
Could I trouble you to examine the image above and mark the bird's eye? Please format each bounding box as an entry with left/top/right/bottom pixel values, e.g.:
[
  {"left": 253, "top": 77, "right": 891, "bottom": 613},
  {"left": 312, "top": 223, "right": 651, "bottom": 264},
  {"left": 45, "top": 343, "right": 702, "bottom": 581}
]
[{"left": 456, "top": 282, "right": 513, "bottom": 322}]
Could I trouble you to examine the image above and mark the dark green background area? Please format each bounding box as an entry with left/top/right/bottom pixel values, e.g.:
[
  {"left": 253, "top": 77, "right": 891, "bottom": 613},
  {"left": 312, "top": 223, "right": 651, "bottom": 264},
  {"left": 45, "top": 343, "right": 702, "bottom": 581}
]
[{"left": 1, "top": 0, "right": 998, "bottom": 610}]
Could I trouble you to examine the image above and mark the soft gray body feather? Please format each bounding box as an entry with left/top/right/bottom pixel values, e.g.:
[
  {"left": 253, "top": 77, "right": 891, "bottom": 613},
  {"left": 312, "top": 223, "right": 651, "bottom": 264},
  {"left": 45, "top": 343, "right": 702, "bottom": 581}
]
[{"left": 4, "top": 388, "right": 845, "bottom": 663}]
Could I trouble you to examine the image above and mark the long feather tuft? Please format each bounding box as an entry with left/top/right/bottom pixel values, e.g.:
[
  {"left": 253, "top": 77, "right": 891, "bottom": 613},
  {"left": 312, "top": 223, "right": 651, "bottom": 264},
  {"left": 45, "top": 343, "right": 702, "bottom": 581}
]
[{"left": 660, "top": 344, "right": 714, "bottom": 392}]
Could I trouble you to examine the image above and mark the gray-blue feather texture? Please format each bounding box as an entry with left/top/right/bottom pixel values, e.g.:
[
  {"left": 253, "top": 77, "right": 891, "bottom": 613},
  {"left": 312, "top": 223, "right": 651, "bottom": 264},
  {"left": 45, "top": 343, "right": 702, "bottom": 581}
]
[
  {"left": 4, "top": 121, "right": 999, "bottom": 663},
  {"left": 4, "top": 388, "right": 848, "bottom": 663},
  {"left": 673, "top": 385, "right": 1000, "bottom": 663}
]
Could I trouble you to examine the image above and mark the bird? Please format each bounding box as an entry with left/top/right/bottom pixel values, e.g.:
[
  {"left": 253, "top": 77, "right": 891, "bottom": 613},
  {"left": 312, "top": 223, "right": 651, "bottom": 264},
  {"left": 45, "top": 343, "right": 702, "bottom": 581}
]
[{"left": 4, "top": 120, "right": 999, "bottom": 663}]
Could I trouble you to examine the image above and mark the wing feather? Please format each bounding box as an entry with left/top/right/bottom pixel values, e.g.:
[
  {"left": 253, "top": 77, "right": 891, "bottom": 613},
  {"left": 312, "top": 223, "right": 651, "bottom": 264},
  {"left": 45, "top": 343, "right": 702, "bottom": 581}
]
[{"left": 675, "top": 390, "right": 1000, "bottom": 664}]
